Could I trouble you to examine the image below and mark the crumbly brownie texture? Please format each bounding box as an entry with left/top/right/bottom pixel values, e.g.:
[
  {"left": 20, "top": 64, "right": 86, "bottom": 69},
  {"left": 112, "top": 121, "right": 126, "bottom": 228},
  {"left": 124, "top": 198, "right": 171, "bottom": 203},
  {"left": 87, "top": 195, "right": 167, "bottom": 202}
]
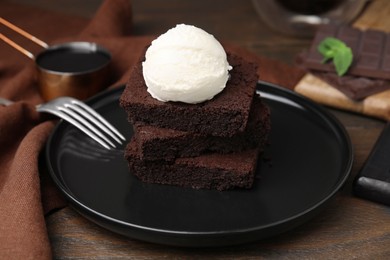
[
  {"left": 119, "top": 53, "right": 259, "bottom": 137},
  {"left": 125, "top": 138, "right": 261, "bottom": 191},
  {"left": 133, "top": 95, "right": 270, "bottom": 161}
]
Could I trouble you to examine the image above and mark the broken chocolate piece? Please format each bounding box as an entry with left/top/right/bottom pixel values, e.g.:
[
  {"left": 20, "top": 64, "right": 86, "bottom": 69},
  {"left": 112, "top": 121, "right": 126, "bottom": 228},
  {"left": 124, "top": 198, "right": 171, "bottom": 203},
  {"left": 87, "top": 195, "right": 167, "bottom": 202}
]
[{"left": 312, "top": 71, "right": 390, "bottom": 100}]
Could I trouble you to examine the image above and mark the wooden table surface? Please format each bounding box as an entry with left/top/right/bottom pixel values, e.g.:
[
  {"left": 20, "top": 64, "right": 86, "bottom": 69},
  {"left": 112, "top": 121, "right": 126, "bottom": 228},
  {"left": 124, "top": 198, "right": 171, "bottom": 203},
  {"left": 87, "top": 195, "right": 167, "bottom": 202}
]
[{"left": 14, "top": 0, "right": 389, "bottom": 258}]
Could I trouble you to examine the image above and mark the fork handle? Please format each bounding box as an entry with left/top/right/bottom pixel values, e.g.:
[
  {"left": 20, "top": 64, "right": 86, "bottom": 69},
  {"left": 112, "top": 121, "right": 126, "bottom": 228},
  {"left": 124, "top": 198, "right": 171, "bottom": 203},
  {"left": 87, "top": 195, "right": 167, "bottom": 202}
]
[{"left": 0, "top": 98, "right": 14, "bottom": 106}]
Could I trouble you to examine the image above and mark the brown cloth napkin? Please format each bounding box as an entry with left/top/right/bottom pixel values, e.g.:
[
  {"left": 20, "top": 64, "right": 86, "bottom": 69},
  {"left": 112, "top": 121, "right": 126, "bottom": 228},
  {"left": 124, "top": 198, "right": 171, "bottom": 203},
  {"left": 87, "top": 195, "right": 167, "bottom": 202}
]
[{"left": 0, "top": 0, "right": 304, "bottom": 259}]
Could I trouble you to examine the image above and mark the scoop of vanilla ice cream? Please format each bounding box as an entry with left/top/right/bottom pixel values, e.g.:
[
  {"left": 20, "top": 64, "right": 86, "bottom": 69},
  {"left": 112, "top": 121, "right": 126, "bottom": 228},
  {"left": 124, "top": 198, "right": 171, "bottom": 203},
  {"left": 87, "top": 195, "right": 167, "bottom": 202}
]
[{"left": 142, "top": 24, "right": 232, "bottom": 104}]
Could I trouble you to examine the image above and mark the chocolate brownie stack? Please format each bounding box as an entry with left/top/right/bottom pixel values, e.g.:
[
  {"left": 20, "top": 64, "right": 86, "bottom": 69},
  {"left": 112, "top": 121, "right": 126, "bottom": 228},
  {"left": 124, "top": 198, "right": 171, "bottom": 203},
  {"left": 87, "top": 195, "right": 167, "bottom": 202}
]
[{"left": 120, "top": 53, "right": 271, "bottom": 191}]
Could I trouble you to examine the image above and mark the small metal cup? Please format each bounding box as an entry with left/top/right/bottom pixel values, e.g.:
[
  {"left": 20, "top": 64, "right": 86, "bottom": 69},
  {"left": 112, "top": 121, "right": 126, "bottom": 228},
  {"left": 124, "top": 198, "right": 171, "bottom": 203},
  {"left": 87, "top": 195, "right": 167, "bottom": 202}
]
[{"left": 35, "top": 42, "right": 111, "bottom": 101}]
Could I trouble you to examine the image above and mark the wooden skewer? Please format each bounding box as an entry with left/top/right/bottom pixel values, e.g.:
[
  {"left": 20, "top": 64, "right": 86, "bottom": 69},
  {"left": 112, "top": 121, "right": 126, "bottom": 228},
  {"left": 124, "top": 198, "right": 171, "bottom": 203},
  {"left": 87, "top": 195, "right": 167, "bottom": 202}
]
[
  {"left": 0, "top": 17, "right": 49, "bottom": 48},
  {"left": 0, "top": 33, "right": 34, "bottom": 59}
]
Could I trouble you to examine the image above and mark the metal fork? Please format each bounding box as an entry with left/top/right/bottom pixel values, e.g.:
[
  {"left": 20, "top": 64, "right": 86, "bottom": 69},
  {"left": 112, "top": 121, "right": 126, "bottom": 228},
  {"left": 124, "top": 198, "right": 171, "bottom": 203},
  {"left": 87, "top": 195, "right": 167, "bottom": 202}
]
[
  {"left": 0, "top": 97, "right": 13, "bottom": 106},
  {"left": 0, "top": 97, "right": 125, "bottom": 150}
]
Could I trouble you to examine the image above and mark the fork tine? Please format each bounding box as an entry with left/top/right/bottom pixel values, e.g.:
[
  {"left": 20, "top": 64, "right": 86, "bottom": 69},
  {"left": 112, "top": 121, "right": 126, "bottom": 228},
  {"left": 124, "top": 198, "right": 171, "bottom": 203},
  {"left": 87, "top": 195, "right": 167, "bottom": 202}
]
[
  {"left": 38, "top": 106, "right": 114, "bottom": 150},
  {"left": 58, "top": 106, "right": 117, "bottom": 148},
  {"left": 36, "top": 97, "right": 125, "bottom": 150},
  {"left": 0, "top": 97, "right": 14, "bottom": 106},
  {"left": 66, "top": 98, "right": 126, "bottom": 143}
]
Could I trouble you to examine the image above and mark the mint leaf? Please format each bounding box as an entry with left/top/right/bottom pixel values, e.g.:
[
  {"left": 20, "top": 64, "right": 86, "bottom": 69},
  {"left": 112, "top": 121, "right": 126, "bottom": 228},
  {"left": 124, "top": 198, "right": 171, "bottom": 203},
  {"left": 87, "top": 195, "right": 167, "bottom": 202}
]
[
  {"left": 317, "top": 37, "right": 353, "bottom": 76},
  {"left": 333, "top": 47, "right": 353, "bottom": 76}
]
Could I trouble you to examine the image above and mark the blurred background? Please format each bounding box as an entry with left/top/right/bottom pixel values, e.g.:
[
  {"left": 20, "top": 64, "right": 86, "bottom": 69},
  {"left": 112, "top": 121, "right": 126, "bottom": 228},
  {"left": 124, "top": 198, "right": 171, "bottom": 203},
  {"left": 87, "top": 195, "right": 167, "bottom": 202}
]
[{"left": 5, "top": 0, "right": 318, "bottom": 64}]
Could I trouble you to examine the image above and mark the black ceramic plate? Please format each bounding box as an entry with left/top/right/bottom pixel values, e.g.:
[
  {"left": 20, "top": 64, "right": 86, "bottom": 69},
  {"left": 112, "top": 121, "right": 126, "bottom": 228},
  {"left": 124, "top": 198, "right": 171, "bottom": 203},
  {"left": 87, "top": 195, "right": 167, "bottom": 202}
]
[{"left": 45, "top": 81, "right": 353, "bottom": 247}]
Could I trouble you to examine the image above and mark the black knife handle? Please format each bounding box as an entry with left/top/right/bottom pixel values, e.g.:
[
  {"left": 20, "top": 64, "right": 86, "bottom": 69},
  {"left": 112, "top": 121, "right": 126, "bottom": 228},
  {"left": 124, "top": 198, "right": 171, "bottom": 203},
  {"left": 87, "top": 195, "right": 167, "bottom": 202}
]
[{"left": 354, "top": 122, "right": 390, "bottom": 206}]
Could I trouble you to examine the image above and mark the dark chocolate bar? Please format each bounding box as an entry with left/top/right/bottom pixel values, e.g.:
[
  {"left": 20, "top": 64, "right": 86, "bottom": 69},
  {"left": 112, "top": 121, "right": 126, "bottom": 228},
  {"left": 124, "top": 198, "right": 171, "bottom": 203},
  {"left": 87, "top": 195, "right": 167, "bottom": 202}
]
[{"left": 304, "top": 24, "right": 390, "bottom": 80}]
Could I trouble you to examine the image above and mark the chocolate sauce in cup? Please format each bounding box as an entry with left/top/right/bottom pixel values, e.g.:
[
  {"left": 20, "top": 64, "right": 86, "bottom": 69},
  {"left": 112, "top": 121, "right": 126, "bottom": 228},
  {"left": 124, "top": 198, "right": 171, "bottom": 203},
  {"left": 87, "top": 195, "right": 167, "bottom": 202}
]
[
  {"left": 35, "top": 42, "right": 111, "bottom": 101},
  {"left": 0, "top": 18, "right": 111, "bottom": 101},
  {"left": 37, "top": 44, "right": 110, "bottom": 73}
]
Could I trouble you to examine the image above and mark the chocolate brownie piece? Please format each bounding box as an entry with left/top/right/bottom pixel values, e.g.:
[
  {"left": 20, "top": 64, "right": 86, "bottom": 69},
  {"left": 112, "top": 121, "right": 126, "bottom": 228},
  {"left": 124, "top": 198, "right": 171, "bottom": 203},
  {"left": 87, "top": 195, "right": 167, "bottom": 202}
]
[
  {"left": 134, "top": 95, "right": 270, "bottom": 161},
  {"left": 125, "top": 138, "right": 261, "bottom": 191},
  {"left": 119, "top": 53, "right": 258, "bottom": 137}
]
